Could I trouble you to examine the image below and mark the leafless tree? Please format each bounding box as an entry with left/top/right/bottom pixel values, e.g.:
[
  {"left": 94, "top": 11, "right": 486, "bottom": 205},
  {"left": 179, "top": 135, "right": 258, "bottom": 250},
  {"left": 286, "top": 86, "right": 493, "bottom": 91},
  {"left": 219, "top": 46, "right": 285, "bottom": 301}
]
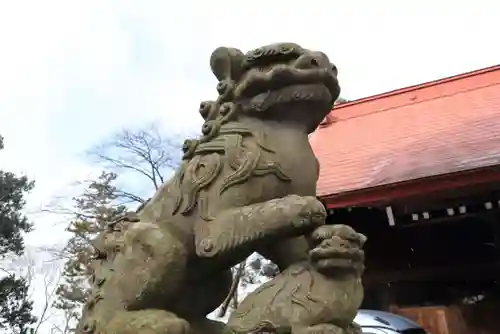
[
  {"left": 40, "top": 122, "right": 184, "bottom": 261},
  {"left": 32, "top": 270, "right": 61, "bottom": 333},
  {"left": 87, "top": 123, "right": 183, "bottom": 205},
  {"left": 36, "top": 125, "right": 186, "bottom": 329},
  {"left": 7, "top": 252, "right": 73, "bottom": 334},
  {"left": 35, "top": 269, "right": 75, "bottom": 334}
]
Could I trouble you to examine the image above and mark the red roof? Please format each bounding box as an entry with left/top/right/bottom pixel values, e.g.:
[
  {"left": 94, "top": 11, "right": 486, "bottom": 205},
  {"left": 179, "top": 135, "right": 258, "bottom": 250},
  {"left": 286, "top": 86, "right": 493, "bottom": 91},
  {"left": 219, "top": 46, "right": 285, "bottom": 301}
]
[{"left": 310, "top": 65, "right": 500, "bottom": 202}]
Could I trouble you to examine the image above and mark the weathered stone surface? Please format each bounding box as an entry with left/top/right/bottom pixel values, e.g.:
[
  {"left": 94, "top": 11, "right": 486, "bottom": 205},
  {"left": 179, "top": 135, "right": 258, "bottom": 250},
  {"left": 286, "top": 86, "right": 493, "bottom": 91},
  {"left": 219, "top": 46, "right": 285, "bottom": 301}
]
[
  {"left": 228, "top": 225, "right": 366, "bottom": 334},
  {"left": 75, "top": 42, "right": 366, "bottom": 334}
]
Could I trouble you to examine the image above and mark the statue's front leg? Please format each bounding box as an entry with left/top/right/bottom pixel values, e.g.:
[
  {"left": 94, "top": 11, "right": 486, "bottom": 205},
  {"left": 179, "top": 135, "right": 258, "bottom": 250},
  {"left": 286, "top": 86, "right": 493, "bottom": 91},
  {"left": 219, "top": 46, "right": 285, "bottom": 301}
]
[{"left": 194, "top": 194, "right": 326, "bottom": 269}]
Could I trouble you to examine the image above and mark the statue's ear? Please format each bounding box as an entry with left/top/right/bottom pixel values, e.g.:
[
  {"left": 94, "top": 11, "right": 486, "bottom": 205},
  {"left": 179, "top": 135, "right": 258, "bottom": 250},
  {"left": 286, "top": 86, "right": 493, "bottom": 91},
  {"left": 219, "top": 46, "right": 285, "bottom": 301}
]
[{"left": 210, "top": 47, "right": 244, "bottom": 82}]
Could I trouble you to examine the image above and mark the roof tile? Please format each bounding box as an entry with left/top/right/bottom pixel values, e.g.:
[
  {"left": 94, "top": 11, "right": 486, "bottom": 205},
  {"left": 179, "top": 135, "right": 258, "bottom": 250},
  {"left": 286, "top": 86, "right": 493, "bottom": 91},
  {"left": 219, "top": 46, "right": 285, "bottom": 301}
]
[{"left": 310, "top": 65, "right": 500, "bottom": 197}]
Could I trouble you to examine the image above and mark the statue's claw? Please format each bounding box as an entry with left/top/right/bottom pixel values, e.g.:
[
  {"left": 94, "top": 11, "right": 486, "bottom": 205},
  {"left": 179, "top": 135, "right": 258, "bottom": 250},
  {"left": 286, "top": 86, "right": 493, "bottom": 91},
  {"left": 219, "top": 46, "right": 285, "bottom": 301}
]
[{"left": 289, "top": 195, "right": 327, "bottom": 231}]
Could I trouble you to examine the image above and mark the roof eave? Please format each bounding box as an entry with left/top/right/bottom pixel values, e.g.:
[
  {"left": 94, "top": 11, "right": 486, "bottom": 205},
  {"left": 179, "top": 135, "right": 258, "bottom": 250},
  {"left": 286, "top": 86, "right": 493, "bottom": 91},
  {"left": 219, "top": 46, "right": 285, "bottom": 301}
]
[
  {"left": 320, "top": 166, "right": 500, "bottom": 209},
  {"left": 332, "top": 63, "right": 500, "bottom": 110}
]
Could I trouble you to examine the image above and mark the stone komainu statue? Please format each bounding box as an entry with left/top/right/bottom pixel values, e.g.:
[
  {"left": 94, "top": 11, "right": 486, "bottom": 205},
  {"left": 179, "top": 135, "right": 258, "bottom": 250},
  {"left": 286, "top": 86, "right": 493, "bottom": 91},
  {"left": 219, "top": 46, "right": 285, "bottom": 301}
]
[{"left": 76, "top": 43, "right": 367, "bottom": 334}]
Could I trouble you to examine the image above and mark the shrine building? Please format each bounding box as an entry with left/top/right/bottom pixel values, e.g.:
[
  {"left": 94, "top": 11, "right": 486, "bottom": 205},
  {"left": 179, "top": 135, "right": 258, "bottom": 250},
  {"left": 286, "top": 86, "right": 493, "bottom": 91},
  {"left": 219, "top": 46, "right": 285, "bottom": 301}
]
[{"left": 310, "top": 64, "right": 500, "bottom": 334}]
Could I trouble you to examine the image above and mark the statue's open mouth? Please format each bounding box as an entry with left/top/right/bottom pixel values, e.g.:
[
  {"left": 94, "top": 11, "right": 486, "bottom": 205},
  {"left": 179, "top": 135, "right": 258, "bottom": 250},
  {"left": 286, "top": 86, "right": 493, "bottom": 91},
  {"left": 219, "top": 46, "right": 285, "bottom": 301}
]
[{"left": 234, "top": 54, "right": 340, "bottom": 113}]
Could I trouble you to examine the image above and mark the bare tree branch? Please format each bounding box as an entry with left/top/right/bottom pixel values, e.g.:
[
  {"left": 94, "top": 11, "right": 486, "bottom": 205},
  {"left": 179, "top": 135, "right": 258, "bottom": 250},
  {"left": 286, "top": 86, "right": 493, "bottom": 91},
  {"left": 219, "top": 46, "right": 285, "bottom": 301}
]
[
  {"left": 113, "top": 189, "right": 146, "bottom": 205},
  {"left": 218, "top": 259, "right": 247, "bottom": 318},
  {"left": 47, "top": 308, "right": 73, "bottom": 334},
  {"left": 35, "top": 246, "right": 73, "bottom": 262},
  {"left": 32, "top": 268, "right": 62, "bottom": 334},
  {"left": 86, "top": 124, "right": 183, "bottom": 200}
]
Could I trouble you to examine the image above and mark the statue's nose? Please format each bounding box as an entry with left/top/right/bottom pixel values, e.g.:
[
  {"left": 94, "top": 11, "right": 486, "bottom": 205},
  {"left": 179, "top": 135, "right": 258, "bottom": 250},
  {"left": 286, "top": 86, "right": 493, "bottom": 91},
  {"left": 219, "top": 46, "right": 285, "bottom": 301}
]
[
  {"left": 331, "top": 63, "right": 338, "bottom": 76},
  {"left": 308, "top": 51, "right": 335, "bottom": 71},
  {"left": 294, "top": 53, "right": 329, "bottom": 70}
]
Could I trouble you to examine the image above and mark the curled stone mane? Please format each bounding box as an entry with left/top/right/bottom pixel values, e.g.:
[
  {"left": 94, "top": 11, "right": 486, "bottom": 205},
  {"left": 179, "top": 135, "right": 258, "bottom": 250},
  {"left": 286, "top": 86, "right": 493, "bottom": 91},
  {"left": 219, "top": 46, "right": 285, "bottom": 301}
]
[{"left": 170, "top": 46, "right": 299, "bottom": 221}]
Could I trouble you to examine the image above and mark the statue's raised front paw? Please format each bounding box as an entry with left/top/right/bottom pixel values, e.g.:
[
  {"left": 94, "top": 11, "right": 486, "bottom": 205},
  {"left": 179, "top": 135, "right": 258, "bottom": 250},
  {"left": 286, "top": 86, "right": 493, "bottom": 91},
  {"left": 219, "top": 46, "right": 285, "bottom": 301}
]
[
  {"left": 307, "top": 225, "right": 366, "bottom": 276},
  {"left": 288, "top": 195, "right": 327, "bottom": 231}
]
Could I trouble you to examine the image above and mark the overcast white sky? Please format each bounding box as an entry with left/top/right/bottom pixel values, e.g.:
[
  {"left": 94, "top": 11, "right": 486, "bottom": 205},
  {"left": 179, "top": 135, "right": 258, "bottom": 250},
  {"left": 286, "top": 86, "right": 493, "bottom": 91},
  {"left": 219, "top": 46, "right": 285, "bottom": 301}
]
[{"left": 0, "top": 0, "right": 499, "bottom": 332}]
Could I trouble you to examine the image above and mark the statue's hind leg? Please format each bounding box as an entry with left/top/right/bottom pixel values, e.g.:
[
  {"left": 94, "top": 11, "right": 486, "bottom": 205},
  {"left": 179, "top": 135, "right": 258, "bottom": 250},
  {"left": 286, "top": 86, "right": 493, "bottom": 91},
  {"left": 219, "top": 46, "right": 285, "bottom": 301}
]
[
  {"left": 293, "top": 324, "right": 343, "bottom": 334},
  {"left": 293, "top": 323, "right": 362, "bottom": 334},
  {"left": 76, "top": 220, "right": 190, "bottom": 333},
  {"left": 109, "top": 221, "right": 188, "bottom": 310},
  {"left": 187, "top": 318, "right": 230, "bottom": 334},
  {"left": 104, "top": 310, "right": 190, "bottom": 334}
]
